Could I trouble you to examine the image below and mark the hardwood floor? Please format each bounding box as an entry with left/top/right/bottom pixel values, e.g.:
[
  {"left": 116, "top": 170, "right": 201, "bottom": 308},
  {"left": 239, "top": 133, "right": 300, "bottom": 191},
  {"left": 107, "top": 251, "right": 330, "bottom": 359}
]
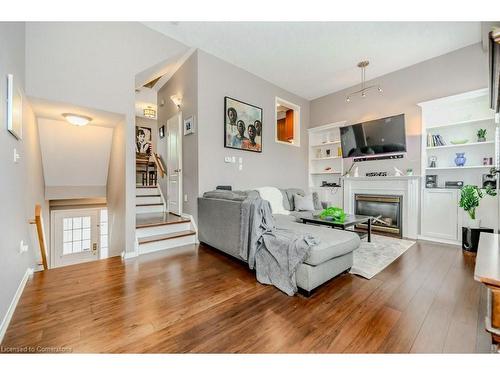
[{"left": 1, "top": 240, "right": 491, "bottom": 353}]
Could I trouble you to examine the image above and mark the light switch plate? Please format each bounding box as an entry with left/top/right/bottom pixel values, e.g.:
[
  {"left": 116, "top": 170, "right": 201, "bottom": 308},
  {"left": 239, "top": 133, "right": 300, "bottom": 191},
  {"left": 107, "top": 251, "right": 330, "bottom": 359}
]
[
  {"left": 13, "top": 148, "right": 20, "bottom": 163},
  {"left": 19, "top": 240, "right": 28, "bottom": 254}
]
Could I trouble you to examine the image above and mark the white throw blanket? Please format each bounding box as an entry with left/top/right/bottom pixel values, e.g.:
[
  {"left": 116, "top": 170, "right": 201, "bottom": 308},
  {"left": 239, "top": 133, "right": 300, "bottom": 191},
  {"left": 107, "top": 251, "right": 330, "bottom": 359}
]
[{"left": 254, "top": 187, "right": 289, "bottom": 215}]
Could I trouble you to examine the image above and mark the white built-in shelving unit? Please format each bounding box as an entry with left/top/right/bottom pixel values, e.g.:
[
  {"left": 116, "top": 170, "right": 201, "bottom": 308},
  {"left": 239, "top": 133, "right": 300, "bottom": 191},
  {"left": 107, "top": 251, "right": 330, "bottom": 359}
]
[
  {"left": 307, "top": 121, "right": 346, "bottom": 208},
  {"left": 420, "top": 88, "right": 496, "bottom": 187},
  {"left": 418, "top": 88, "right": 497, "bottom": 244}
]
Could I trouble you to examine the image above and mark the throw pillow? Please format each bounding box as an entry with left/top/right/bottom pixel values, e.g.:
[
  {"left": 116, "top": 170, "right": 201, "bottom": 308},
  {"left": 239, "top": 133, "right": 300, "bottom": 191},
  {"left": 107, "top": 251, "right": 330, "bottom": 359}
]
[
  {"left": 294, "top": 194, "right": 315, "bottom": 211},
  {"left": 312, "top": 192, "right": 322, "bottom": 210}
]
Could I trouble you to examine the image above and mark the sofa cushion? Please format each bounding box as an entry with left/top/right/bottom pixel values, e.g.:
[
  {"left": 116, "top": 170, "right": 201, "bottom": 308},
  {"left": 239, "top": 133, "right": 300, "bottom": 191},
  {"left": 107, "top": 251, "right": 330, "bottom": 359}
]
[
  {"left": 274, "top": 215, "right": 361, "bottom": 266},
  {"left": 294, "top": 194, "right": 315, "bottom": 211},
  {"left": 312, "top": 192, "right": 322, "bottom": 210},
  {"left": 283, "top": 188, "right": 305, "bottom": 211},
  {"left": 279, "top": 189, "right": 293, "bottom": 211},
  {"left": 288, "top": 210, "right": 322, "bottom": 221}
]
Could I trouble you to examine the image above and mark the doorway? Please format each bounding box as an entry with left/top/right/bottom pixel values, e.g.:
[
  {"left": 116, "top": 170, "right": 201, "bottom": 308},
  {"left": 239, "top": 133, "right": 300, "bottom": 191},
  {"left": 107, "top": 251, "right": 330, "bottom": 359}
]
[
  {"left": 51, "top": 208, "right": 108, "bottom": 268},
  {"left": 166, "top": 112, "right": 183, "bottom": 215}
]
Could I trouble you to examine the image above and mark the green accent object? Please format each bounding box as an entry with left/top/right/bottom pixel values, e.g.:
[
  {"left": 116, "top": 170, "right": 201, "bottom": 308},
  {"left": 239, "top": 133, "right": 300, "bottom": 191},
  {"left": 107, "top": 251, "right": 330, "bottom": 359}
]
[
  {"left": 459, "top": 185, "right": 496, "bottom": 220},
  {"left": 477, "top": 128, "right": 487, "bottom": 141},
  {"left": 319, "top": 206, "right": 346, "bottom": 223}
]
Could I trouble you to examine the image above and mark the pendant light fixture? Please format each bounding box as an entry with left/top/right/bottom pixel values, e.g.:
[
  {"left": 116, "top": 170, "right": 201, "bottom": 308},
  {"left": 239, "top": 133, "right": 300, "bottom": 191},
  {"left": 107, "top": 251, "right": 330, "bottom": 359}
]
[{"left": 346, "top": 60, "right": 382, "bottom": 103}]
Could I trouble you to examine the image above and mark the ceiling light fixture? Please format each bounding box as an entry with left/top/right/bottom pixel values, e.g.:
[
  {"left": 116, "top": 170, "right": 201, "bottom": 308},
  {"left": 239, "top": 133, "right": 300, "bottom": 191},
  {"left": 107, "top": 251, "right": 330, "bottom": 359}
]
[
  {"left": 62, "top": 113, "right": 92, "bottom": 126},
  {"left": 346, "top": 60, "right": 382, "bottom": 103},
  {"left": 170, "top": 94, "right": 182, "bottom": 108},
  {"left": 143, "top": 106, "right": 156, "bottom": 119}
]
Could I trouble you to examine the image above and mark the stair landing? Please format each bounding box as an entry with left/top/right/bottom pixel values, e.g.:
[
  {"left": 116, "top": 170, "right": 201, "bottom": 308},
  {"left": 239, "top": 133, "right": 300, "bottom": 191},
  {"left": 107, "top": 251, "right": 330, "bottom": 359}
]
[{"left": 136, "top": 212, "right": 190, "bottom": 228}]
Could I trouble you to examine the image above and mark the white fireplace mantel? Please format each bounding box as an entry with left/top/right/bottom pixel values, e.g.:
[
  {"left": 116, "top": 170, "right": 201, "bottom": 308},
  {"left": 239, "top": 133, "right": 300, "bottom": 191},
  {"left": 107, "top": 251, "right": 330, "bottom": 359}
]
[{"left": 342, "top": 176, "right": 420, "bottom": 239}]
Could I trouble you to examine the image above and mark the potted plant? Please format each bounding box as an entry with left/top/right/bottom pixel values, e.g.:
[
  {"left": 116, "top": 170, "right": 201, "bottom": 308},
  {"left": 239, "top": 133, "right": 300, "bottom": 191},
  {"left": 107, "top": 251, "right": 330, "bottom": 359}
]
[
  {"left": 477, "top": 128, "right": 487, "bottom": 142},
  {"left": 459, "top": 185, "right": 496, "bottom": 228}
]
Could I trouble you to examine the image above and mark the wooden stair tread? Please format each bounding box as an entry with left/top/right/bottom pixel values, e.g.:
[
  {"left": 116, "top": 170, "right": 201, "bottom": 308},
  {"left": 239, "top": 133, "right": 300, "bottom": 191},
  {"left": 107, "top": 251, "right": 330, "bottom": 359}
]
[
  {"left": 136, "top": 203, "right": 163, "bottom": 207},
  {"left": 138, "top": 230, "right": 196, "bottom": 244},
  {"left": 136, "top": 213, "right": 191, "bottom": 228},
  {"left": 136, "top": 218, "right": 191, "bottom": 228},
  {"left": 136, "top": 194, "right": 161, "bottom": 198}
]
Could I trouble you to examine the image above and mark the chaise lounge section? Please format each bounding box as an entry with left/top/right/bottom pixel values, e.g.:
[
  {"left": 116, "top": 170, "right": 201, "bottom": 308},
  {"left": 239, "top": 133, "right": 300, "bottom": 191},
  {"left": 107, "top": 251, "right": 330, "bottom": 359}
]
[{"left": 198, "top": 189, "right": 360, "bottom": 295}]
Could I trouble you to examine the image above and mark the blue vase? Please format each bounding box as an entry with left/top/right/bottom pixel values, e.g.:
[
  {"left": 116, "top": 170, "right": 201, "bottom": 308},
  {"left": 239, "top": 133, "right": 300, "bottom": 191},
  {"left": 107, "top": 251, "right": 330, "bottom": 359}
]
[{"left": 454, "top": 152, "right": 466, "bottom": 167}]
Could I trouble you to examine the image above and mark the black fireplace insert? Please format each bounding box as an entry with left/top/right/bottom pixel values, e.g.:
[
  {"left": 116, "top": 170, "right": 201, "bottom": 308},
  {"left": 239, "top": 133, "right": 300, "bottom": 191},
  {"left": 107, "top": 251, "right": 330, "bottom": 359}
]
[{"left": 354, "top": 194, "right": 403, "bottom": 238}]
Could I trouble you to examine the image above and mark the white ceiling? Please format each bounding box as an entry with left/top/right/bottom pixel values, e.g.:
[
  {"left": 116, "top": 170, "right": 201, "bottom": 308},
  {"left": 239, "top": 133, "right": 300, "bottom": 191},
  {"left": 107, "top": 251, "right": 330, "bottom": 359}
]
[
  {"left": 37, "top": 118, "right": 113, "bottom": 188},
  {"left": 29, "top": 97, "right": 123, "bottom": 128},
  {"left": 135, "top": 87, "right": 157, "bottom": 119},
  {"left": 145, "top": 22, "right": 482, "bottom": 100}
]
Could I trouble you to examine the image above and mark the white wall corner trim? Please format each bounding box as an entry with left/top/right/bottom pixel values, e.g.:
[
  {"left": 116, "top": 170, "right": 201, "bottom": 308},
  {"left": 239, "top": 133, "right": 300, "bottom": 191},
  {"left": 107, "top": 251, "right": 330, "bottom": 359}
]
[
  {"left": 182, "top": 213, "right": 199, "bottom": 244},
  {"left": 0, "top": 268, "right": 34, "bottom": 343},
  {"left": 121, "top": 250, "right": 139, "bottom": 260}
]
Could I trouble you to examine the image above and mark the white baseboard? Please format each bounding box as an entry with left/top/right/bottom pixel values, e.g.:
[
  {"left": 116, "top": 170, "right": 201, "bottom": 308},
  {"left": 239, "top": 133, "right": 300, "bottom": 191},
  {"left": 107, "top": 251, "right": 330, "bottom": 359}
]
[
  {"left": 0, "top": 268, "right": 34, "bottom": 343},
  {"left": 417, "top": 235, "right": 461, "bottom": 246},
  {"left": 121, "top": 250, "right": 138, "bottom": 259}
]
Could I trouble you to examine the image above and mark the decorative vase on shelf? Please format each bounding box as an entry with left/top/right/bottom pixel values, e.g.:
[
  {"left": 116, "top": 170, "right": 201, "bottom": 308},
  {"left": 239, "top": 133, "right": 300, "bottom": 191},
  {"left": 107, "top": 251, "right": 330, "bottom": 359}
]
[{"left": 454, "top": 152, "right": 466, "bottom": 167}]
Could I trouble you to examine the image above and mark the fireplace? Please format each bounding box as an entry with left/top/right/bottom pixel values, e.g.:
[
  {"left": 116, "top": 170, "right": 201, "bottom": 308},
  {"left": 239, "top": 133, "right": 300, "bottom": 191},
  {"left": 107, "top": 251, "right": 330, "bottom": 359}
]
[{"left": 355, "top": 194, "right": 403, "bottom": 238}]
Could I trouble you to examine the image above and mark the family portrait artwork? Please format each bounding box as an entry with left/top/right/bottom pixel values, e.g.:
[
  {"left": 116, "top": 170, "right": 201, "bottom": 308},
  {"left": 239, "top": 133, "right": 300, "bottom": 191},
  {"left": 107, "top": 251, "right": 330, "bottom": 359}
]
[
  {"left": 224, "top": 96, "right": 262, "bottom": 153},
  {"left": 135, "top": 126, "right": 152, "bottom": 155}
]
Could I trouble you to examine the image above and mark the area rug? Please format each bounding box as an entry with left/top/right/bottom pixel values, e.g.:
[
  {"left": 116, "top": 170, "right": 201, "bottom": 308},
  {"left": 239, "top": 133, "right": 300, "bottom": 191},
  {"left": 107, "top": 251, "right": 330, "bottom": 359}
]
[{"left": 349, "top": 235, "right": 415, "bottom": 279}]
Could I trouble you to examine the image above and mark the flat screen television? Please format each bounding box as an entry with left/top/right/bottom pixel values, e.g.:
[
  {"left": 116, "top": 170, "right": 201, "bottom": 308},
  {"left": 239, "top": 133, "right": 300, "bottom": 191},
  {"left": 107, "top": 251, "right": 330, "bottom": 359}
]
[{"left": 340, "top": 114, "right": 406, "bottom": 158}]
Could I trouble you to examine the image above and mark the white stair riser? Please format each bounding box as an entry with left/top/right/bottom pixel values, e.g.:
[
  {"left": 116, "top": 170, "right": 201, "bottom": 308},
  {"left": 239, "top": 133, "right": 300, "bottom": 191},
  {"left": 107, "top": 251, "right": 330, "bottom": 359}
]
[
  {"left": 136, "top": 196, "right": 162, "bottom": 205},
  {"left": 136, "top": 188, "right": 159, "bottom": 197},
  {"left": 138, "top": 235, "right": 196, "bottom": 255},
  {"left": 136, "top": 205, "right": 165, "bottom": 214},
  {"left": 136, "top": 222, "right": 191, "bottom": 238}
]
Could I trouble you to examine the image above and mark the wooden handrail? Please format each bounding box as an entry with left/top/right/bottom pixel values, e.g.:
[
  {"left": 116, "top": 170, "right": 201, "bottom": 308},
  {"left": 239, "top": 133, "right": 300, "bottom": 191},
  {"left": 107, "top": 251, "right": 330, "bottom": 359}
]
[
  {"left": 153, "top": 153, "right": 166, "bottom": 178},
  {"left": 29, "top": 204, "right": 48, "bottom": 270}
]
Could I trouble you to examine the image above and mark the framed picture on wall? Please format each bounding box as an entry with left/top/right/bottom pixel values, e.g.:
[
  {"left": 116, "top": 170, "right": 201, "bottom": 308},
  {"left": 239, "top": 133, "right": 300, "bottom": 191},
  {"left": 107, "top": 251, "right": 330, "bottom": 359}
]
[
  {"left": 6, "top": 74, "right": 23, "bottom": 140},
  {"left": 135, "top": 126, "right": 152, "bottom": 155},
  {"left": 159, "top": 125, "right": 165, "bottom": 139},
  {"left": 224, "top": 96, "right": 262, "bottom": 153},
  {"left": 184, "top": 115, "right": 195, "bottom": 135}
]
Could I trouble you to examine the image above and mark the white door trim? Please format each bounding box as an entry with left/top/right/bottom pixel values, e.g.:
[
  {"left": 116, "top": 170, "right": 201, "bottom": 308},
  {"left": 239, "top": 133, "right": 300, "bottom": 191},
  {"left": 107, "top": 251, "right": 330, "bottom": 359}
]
[
  {"left": 166, "top": 112, "right": 183, "bottom": 215},
  {"left": 50, "top": 207, "right": 100, "bottom": 268}
]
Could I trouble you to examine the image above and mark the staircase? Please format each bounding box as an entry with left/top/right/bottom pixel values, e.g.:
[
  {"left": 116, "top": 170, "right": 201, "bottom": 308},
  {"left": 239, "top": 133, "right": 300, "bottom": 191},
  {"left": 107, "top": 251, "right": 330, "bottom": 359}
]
[{"left": 135, "top": 185, "right": 197, "bottom": 255}]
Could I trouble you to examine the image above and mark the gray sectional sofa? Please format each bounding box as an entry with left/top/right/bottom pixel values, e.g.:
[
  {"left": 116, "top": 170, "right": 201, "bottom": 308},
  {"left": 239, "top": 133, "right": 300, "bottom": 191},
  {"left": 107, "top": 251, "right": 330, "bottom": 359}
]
[{"left": 198, "top": 188, "right": 361, "bottom": 295}]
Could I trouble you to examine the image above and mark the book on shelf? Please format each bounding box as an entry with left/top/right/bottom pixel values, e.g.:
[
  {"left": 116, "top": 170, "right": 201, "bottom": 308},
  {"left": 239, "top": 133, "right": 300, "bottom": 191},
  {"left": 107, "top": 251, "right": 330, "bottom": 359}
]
[{"left": 427, "top": 134, "right": 446, "bottom": 147}]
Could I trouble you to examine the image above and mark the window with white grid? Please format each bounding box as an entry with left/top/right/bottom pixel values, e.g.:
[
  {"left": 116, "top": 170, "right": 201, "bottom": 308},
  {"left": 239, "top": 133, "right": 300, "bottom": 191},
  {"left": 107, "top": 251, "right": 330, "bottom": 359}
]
[
  {"left": 63, "top": 216, "right": 91, "bottom": 255},
  {"left": 100, "top": 209, "right": 108, "bottom": 259}
]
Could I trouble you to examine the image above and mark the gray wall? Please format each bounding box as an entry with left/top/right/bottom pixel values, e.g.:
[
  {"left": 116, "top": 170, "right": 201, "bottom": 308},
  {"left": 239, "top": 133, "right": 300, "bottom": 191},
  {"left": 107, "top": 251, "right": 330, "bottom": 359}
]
[
  {"left": 0, "top": 23, "right": 47, "bottom": 334},
  {"left": 157, "top": 52, "right": 199, "bottom": 219},
  {"left": 310, "top": 43, "right": 489, "bottom": 176},
  {"left": 197, "top": 50, "right": 310, "bottom": 193}
]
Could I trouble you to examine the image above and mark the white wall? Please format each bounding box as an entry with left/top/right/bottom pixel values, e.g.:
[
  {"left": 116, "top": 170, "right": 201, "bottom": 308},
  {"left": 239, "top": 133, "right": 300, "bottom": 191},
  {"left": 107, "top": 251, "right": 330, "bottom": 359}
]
[
  {"left": 38, "top": 118, "right": 113, "bottom": 196},
  {"left": 25, "top": 22, "right": 190, "bottom": 254},
  {"left": 0, "top": 22, "right": 48, "bottom": 337}
]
